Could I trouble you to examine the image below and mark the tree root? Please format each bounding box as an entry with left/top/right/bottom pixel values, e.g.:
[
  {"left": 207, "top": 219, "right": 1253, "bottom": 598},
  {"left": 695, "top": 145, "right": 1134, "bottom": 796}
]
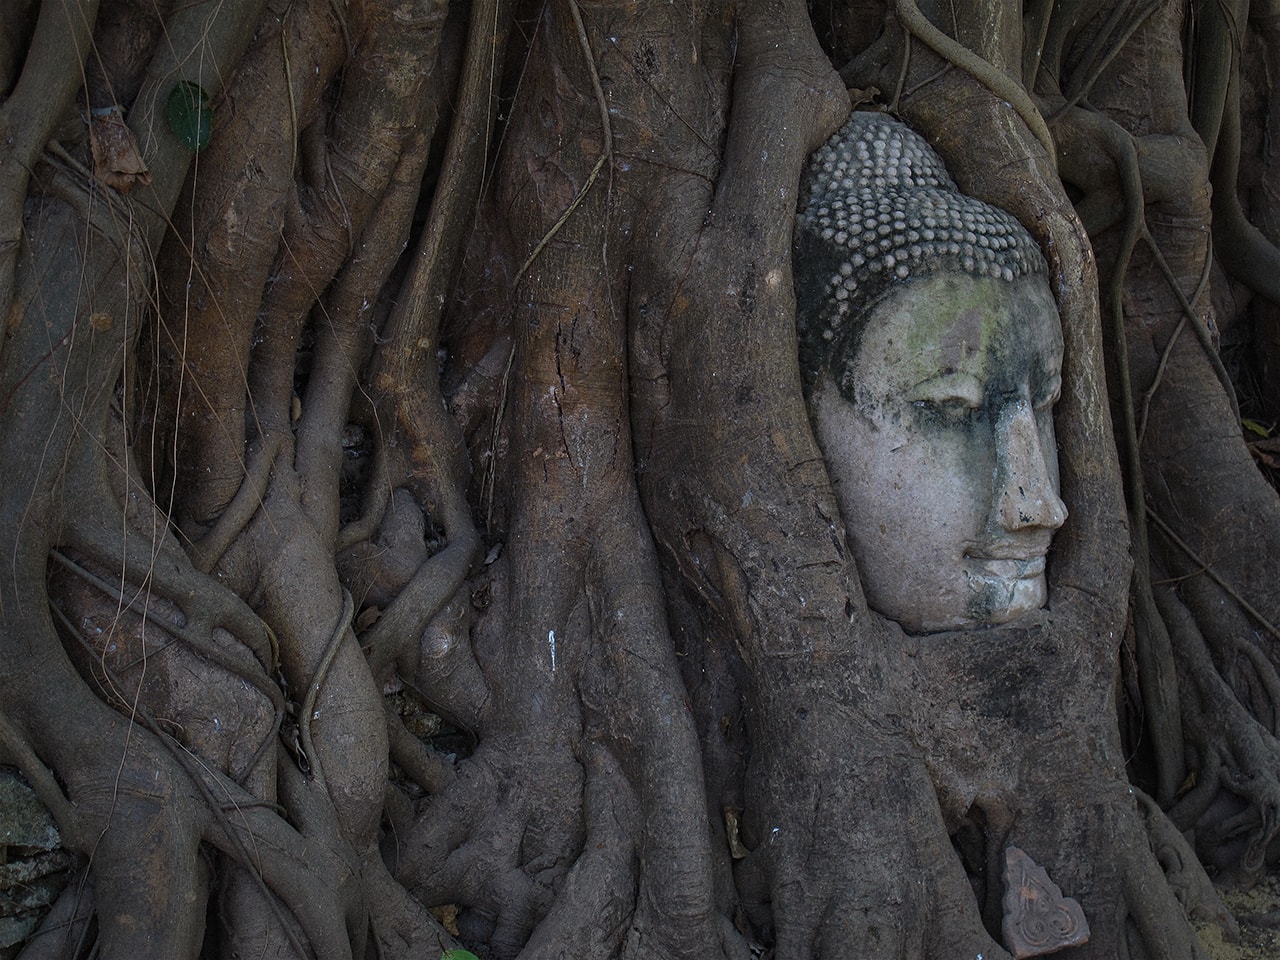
[
  {"left": 1135, "top": 786, "right": 1240, "bottom": 939},
  {"left": 1157, "top": 583, "right": 1280, "bottom": 883},
  {"left": 890, "top": 0, "right": 1055, "bottom": 162},
  {"left": 395, "top": 740, "right": 586, "bottom": 959}
]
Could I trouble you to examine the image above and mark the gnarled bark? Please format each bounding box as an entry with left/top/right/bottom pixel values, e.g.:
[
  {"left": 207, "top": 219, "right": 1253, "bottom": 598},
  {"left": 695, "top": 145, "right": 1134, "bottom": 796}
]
[{"left": 3, "top": 0, "right": 1280, "bottom": 958}]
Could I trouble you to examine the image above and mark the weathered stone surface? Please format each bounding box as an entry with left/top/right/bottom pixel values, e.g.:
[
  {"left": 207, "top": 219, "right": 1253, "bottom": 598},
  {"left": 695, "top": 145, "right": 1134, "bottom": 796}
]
[
  {"left": 1002, "top": 845, "right": 1090, "bottom": 958},
  {"left": 0, "top": 768, "right": 69, "bottom": 955},
  {"left": 0, "top": 768, "right": 58, "bottom": 853}
]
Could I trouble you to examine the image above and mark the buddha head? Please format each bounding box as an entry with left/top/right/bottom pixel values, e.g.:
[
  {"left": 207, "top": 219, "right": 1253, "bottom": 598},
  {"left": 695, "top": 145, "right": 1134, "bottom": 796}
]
[{"left": 794, "top": 112, "right": 1068, "bottom": 634}]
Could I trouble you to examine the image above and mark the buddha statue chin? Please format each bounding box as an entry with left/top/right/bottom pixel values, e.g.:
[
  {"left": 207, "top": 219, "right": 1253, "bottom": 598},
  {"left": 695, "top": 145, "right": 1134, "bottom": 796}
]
[{"left": 795, "top": 113, "right": 1067, "bottom": 633}]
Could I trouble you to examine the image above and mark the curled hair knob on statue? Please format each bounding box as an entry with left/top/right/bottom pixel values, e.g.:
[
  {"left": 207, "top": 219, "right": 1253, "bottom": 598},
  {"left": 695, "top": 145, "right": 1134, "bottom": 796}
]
[{"left": 794, "top": 110, "right": 1048, "bottom": 402}]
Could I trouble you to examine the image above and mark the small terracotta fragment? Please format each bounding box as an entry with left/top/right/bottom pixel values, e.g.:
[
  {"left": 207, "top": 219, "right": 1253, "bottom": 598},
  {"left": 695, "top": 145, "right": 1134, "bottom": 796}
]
[
  {"left": 89, "top": 105, "right": 152, "bottom": 193},
  {"left": 1001, "top": 845, "right": 1090, "bottom": 957}
]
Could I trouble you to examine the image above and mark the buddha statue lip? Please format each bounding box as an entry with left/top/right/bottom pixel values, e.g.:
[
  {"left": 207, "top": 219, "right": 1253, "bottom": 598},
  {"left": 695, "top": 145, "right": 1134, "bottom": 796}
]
[
  {"left": 967, "top": 554, "right": 1046, "bottom": 582},
  {"left": 965, "top": 537, "right": 1053, "bottom": 566}
]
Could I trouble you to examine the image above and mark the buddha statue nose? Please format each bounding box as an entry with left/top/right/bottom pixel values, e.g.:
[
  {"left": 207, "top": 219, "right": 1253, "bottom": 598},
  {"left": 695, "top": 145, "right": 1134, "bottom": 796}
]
[{"left": 994, "top": 398, "right": 1068, "bottom": 532}]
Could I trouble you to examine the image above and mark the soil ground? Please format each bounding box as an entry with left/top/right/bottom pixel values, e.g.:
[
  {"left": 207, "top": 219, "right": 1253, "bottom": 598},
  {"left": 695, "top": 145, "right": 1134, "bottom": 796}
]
[{"left": 1196, "top": 873, "right": 1280, "bottom": 959}]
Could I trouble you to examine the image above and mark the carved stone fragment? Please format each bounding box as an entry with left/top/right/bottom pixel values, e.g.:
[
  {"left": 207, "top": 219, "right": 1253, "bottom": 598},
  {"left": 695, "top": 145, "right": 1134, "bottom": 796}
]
[{"left": 1001, "top": 845, "right": 1090, "bottom": 957}]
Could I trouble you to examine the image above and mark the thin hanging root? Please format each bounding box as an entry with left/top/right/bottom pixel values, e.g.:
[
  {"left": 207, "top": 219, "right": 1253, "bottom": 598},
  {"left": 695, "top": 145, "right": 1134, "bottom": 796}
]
[
  {"left": 1147, "top": 509, "right": 1280, "bottom": 646},
  {"left": 1139, "top": 225, "right": 1240, "bottom": 425},
  {"left": 297, "top": 587, "right": 354, "bottom": 792},
  {"left": 1137, "top": 239, "right": 1214, "bottom": 445},
  {"left": 890, "top": 0, "right": 1056, "bottom": 165},
  {"left": 890, "top": 30, "right": 912, "bottom": 110},
  {"left": 1049, "top": 0, "right": 1160, "bottom": 121},
  {"left": 483, "top": 343, "right": 516, "bottom": 532},
  {"left": 509, "top": 148, "right": 607, "bottom": 284},
  {"left": 512, "top": 0, "right": 614, "bottom": 291}
]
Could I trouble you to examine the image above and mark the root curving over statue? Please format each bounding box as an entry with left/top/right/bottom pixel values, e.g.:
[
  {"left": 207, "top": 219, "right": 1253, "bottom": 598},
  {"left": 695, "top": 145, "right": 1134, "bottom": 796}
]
[{"left": 0, "top": 0, "right": 1277, "bottom": 958}]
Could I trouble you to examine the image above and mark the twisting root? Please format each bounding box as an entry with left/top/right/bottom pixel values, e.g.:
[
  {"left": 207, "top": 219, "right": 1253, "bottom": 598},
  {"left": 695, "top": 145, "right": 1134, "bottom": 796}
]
[
  {"left": 298, "top": 587, "right": 355, "bottom": 791},
  {"left": 190, "top": 433, "right": 285, "bottom": 573},
  {"left": 890, "top": 0, "right": 1056, "bottom": 163},
  {"left": 48, "top": 602, "right": 317, "bottom": 960},
  {"left": 48, "top": 547, "right": 285, "bottom": 719}
]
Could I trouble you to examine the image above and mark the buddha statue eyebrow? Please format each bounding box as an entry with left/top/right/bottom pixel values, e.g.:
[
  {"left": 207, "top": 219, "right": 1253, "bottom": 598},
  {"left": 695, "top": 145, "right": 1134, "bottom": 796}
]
[{"left": 793, "top": 111, "right": 1049, "bottom": 399}]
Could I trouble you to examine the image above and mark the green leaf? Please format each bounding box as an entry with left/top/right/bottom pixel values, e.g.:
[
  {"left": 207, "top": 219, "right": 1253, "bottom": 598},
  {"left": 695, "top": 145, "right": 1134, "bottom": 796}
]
[
  {"left": 165, "top": 80, "right": 213, "bottom": 152},
  {"left": 441, "top": 951, "right": 481, "bottom": 960},
  {"left": 1243, "top": 418, "right": 1272, "bottom": 438}
]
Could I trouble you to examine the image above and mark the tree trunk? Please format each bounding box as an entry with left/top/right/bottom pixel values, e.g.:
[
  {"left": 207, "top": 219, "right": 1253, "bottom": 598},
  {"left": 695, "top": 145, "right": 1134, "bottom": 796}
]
[{"left": 1, "top": 0, "right": 1278, "bottom": 958}]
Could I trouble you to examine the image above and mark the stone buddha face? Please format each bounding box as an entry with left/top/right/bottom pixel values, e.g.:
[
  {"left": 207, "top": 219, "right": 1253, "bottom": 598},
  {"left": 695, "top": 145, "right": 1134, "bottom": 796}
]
[
  {"left": 808, "top": 272, "right": 1067, "bottom": 633},
  {"left": 795, "top": 111, "right": 1068, "bottom": 633}
]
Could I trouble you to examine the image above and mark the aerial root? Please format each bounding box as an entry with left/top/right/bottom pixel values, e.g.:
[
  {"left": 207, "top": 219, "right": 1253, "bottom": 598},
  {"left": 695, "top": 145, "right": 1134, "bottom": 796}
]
[
  {"left": 384, "top": 697, "right": 453, "bottom": 794},
  {"left": 62, "top": 512, "right": 279, "bottom": 680},
  {"left": 1134, "top": 787, "right": 1239, "bottom": 939},
  {"left": 1156, "top": 583, "right": 1280, "bottom": 882},
  {"left": 362, "top": 539, "right": 475, "bottom": 677},
  {"left": 189, "top": 433, "right": 286, "bottom": 573},
  {"left": 890, "top": 0, "right": 1056, "bottom": 162}
]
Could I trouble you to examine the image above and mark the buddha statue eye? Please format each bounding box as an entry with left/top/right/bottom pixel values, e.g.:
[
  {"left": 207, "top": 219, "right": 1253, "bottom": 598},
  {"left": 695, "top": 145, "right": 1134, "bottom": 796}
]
[
  {"left": 913, "top": 373, "right": 984, "bottom": 424},
  {"left": 917, "top": 396, "right": 979, "bottom": 424}
]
